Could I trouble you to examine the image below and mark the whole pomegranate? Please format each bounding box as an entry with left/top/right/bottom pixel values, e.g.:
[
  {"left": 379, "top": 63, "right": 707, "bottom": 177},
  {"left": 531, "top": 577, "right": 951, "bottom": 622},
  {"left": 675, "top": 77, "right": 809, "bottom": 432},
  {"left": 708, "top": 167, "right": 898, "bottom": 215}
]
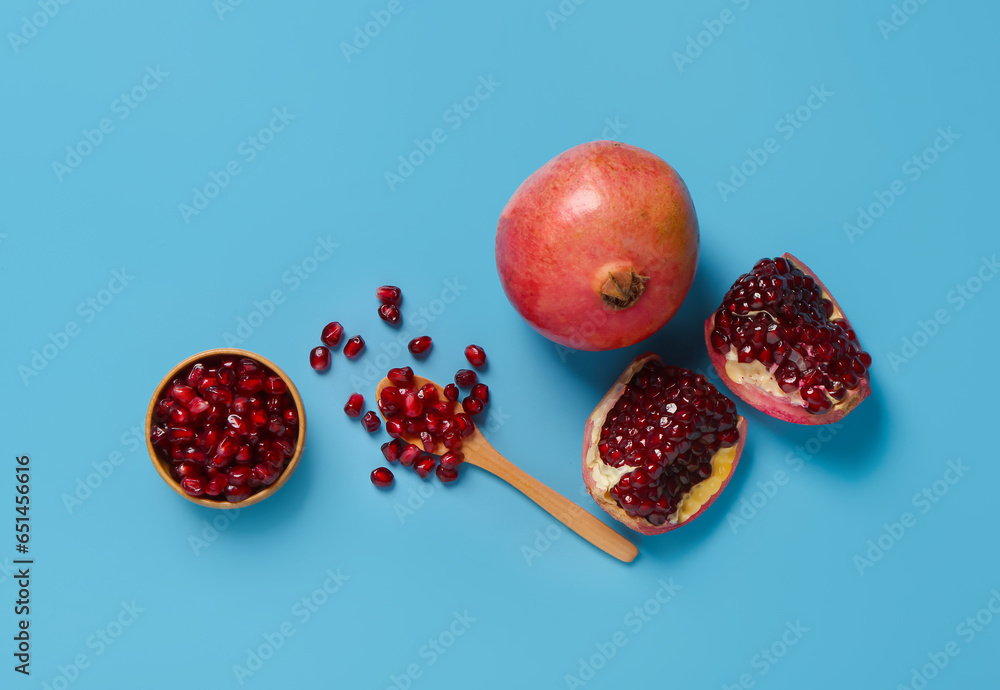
[
  {"left": 705, "top": 254, "right": 872, "bottom": 425},
  {"left": 583, "top": 353, "right": 747, "bottom": 535},
  {"left": 496, "top": 141, "right": 699, "bottom": 351}
]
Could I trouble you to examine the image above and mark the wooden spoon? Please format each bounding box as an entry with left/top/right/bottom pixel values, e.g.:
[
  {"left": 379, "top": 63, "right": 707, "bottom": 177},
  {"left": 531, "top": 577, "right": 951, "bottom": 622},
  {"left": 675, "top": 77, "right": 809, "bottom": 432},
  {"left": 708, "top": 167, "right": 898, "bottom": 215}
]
[{"left": 376, "top": 375, "right": 638, "bottom": 563}]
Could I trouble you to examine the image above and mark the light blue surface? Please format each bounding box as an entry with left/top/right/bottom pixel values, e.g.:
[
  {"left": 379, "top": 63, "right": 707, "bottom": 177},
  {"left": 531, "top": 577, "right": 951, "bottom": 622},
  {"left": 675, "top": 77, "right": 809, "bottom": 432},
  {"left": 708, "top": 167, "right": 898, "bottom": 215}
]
[{"left": 1, "top": 1, "right": 998, "bottom": 688}]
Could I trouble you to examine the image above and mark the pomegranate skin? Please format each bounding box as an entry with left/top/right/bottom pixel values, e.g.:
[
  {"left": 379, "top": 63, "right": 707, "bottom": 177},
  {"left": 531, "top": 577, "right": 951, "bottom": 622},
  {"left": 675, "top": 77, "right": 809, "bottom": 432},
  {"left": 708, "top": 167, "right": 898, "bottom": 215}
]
[
  {"left": 496, "top": 141, "right": 699, "bottom": 351},
  {"left": 705, "top": 253, "right": 871, "bottom": 425},
  {"left": 582, "top": 353, "right": 747, "bottom": 535}
]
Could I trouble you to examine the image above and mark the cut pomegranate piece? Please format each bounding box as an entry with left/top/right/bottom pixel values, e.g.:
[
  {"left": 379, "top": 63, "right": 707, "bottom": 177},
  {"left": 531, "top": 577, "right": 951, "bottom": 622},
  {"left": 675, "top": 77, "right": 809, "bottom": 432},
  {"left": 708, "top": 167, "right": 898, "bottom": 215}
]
[
  {"left": 378, "top": 303, "right": 401, "bottom": 326},
  {"left": 408, "top": 336, "right": 432, "bottom": 355},
  {"left": 376, "top": 285, "right": 402, "bottom": 305},
  {"left": 362, "top": 411, "right": 381, "bottom": 432},
  {"left": 343, "top": 336, "right": 365, "bottom": 359},
  {"left": 583, "top": 353, "right": 747, "bottom": 535},
  {"left": 310, "top": 346, "right": 331, "bottom": 372},
  {"left": 321, "top": 321, "right": 344, "bottom": 347},
  {"left": 464, "top": 344, "right": 487, "bottom": 367},
  {"left": 344, "top": 393, "right": 364, "bottom": 418},
  {"left": 371, "top": 467, "right": 394, "bottom": 488},
  {"left": 454, "top": 369, "right": 478, "bottom": 387},
  {"left": 705, "top": 254, "right": 871, "bottom": 425}
]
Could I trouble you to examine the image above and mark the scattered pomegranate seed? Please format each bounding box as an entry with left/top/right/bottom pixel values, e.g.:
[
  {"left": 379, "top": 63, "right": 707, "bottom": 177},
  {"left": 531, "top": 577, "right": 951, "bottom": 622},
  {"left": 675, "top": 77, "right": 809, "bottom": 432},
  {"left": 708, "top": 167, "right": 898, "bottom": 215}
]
[
  {"left": 362, "top": 411, "right": 381, "bottom": 432},
  {"left": 403, "top": 391, "right": 423, "bottom": 418},
  {"left": 321, "top": 321, "right": 344, "bottom": 347},
  {"left": 371, "top": 467, "right": 394, "bottom": 488},
  {"left": 471, "top": 383, "right": 489, "bottom": 404},
  {"left": 344, "top": 393, "right": 364, "bottom": 418},
  {"left": 378, "top": 303, "right": 401, "bottom": 326},
  {"left": 381, "top": 438, "right": 405, "bottom": 462},
  {"left": 464, "top": 344, "right": 487, "bottom": 367},
  {"left": 408, "top": 336, "right": 432, "bottom": 355},
  {"left": 399, "top": 443, "right": 421, "bottom": 468},
  {"left": 343, "top": 336, "right": 365, "bottom": 359},
  {"left": 454, "top": 369, "right": 478, "bottom": 387},
  {"left": 387, "top": 367, "right": 414, "bottom": 386},
  {"left": 376, "top": 285, "right": 402, "bottom": 305},
  {"left": 443, "top": 384, "right": 460, "bottom": 401},
  {"left": 462, "top": 396, "right": 484, "bottom": 415},
  {"left": 310, "top": 346, "right": 331, "bottom": 371},
  {"left": 385, "top": 419, "right": 404, "bottom": 438},
  {"left": 439, "top": 450, "right": 464, "bottom": 470},
  {"left": 414, "top": 454, "right": 436, "bottom": 478},
  {"left": 436, "top": 465, "right": 459, "bottom": 483}
]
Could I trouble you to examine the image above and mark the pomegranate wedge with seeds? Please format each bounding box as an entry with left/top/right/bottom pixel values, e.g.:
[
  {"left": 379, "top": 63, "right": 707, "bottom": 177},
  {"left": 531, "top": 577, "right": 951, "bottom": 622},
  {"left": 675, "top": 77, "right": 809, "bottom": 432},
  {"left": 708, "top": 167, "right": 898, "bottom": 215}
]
[
  {"left": 705, "top": 254, "right": 872, "bottom": 425},
  {"left": 583, "top": 353, "right": 747, "bottom": 535}
]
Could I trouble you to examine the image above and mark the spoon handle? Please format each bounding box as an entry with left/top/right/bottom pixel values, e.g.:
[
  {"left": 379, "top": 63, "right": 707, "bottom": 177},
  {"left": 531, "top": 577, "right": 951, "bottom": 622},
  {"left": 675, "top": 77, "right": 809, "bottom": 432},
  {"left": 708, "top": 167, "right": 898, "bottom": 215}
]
[{"left": 466, "top": 437, "right": 638, "bottom": 563}]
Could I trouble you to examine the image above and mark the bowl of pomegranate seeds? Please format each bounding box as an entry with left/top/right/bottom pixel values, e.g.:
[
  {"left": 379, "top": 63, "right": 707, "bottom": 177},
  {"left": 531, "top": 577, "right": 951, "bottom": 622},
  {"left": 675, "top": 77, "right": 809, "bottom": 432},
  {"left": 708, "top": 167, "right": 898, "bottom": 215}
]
[{"left": 145, "top": 349, "right": 306, "bottom": 508}]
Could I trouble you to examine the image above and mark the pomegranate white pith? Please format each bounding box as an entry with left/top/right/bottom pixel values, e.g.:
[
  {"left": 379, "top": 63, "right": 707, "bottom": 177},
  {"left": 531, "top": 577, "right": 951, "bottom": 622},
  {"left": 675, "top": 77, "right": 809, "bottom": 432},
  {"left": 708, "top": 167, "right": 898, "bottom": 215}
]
[
  {"left": 583, "top": 353, "right": 747, "bottom": 535},
  {"left": 706, "top": 253, "right": 872, "bottom": 425}
]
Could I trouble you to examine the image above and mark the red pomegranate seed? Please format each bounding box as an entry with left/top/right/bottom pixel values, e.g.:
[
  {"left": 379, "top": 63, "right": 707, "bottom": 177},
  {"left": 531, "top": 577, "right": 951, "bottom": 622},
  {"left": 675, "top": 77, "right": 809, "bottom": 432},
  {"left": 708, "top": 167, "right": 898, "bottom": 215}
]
[
  {"left": 252, "top": 463, "right": 281, "bottom": 485},
  {"left": 344, "top": 393, "right": 364, "bottom": 418},
  {"left": 168, "top": 426, "right": 195, "bottom": 443},
  {"left": 186, "top": 363, "right": 205, "bottom": 387},
  {"left": 362, "top": 411, "right": 381, "bottom": 432},
  {"left": 414, "top": 454, "right": 436, "bottom": 478},
  {"left": 376, "top": 285, "right": 402, "bottom": 305},
  {"left": 386, "top": 419, "right": 404, "bottom": 438},
  {"left": 471, "top": 383, "right": 489, "bottom": 404},
  {"left": 228, "top": 466, "right": 252, "bottom": 486},
  {"left": 310, "top": 346, "right": 331, "bottom": 371},
  {"left": 174, "top": 462, "right": 203, "bottom": 479},
  {"left": 171, "top": 384, "right": 196, "bottom": 404},
  {"left": 188, "top": 397, "right": 210, "bottom": 415},
  {"left": 225, "top": 484, "right": 252, "bottom": 502},
  {"left": 381, "top": 438, "right": 405, "bottom": 462},
  {"left": 380, "top": 387, "right": 403, "bottom": 414},
  {"left": 403, "top": 391, "right": 423, "bottom": 418},
  {"left": 321, "top": 321, "right": 344, "bottom": 347},
  {"left": 378, "top": 303, "right": 401, "bottom": 326},
  {"left": 237, "top": 373, "right": 264, "bottom": 395},
  {"left": 250, "top": 408, "right": 268, "bottom": 428},
  {"left": 398, "top": 443, "right": 421, "bottom": 467},
  {"left": 283, "top": 407, "right": 298, "bottom": 426},
  {"left": 264, "top": 376, "right": 287, "bottom": 395},
  {"left": 417, "top": 383, "right": 438, "bottom": 403},
  {"left": 462, "top": 396, "right": 484, "bottom": 415},
  {"left": 408, "top": 336, "right": 432, "bottom": 355},
  {"left": 180, "top": 477, "right": 206, "bottom": 497},
  {"left": 453, "top": 413, "right": 475, "bottom": 437},
  {"left": 170, "top": 406, "right": 191, "bottom": 425},
  {"left": 464, "top": 344, "right": 487, "bottom": 368},
  {"left": 436, "top": 465, "right": 459, "bottom": 483},
  {"left": 371, "top": 467, "right": 394, "bottom": 488},
  {"left": 455, "top": 369, "right": 478, "bottom": 387},
  {"left": 443, "top": 383, "right": 459, "bottom": 401},
  {"left": 343, "top": 336, "right": 365, "bottom": 359},
  {"left": 387, "top": 367, "right": 414, "bottom": 386},
  {"left": 442, "top": 430, "right": 463, "bottom": 450},
  {"left": 205, "top": 474, "right": 228, "bottom": 496},
  {"left": 439, "top": 450, "right": 464, "bottom": 470}
]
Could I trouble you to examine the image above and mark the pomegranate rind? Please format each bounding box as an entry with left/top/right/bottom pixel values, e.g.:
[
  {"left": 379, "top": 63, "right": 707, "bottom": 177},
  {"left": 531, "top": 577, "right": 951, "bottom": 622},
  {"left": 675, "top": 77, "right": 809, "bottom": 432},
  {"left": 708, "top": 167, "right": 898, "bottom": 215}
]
[
  {"left": 496, "top": 141, "right": 700, "bottom": 351},
  {"left": 704, "top": 253, "right": 871, "bottom": 426},
  {"left": 582, "top": 353, "right": 747, "bottom": 535}
]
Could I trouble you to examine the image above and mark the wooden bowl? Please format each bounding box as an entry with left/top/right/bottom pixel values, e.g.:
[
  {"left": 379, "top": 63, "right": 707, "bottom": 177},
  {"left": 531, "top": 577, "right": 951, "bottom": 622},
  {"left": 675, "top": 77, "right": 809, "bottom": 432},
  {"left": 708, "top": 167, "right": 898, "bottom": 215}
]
[{"left": 145, "top": 348, "right": 306, "bottom": 509}]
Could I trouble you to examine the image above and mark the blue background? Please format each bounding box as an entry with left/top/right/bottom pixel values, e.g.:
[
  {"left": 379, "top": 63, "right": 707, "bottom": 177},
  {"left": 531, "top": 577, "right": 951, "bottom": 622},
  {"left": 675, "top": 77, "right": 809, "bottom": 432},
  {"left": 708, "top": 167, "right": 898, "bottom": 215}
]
[{"left": 2, "top": 0, "right": 998, "bottom": 688}]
